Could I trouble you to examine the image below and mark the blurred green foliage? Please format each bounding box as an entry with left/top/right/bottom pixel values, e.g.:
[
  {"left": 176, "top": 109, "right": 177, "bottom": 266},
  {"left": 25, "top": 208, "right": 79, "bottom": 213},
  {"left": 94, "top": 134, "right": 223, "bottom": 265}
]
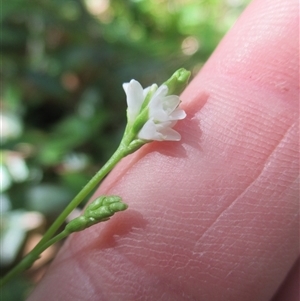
[{"left": 1, "top": 0, "right": 250, "bottom": 299}]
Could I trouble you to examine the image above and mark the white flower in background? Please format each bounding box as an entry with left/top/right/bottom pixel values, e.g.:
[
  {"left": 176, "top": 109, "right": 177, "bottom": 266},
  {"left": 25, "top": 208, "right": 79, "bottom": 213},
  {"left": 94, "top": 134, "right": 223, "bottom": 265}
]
[{"left": 122, "top": 80, "right": 186, "bottom": 141}]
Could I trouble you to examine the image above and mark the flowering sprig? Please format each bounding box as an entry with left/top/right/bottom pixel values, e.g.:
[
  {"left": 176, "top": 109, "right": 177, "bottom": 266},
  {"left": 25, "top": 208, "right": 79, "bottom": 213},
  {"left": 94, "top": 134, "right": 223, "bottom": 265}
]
[
  {"left": 0, "top": 68, "right": 190, "bottom": 287},
  {"left": 123, "top": 81, "right": 186, "bottom": 141},
  {"left": 121, "top": 68, "right": 190, "bottom": 154}
]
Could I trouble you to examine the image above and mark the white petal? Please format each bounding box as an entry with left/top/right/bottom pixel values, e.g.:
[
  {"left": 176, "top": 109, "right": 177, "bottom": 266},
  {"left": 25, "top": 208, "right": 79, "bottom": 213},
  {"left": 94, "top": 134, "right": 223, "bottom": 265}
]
[
  {"left": 152, "top": 84, "right": 168, "bottom": 99},
  {"left": 154, "top": 121, "right": 181, "bottom": 140},
  {"left": 162, "top": 95, "right": 181, "bottom": 113},
  {"left": 138, "top": 120, "right": 163, "bottom": 141},
  {"left": 147, "top": 94, "right": 167, "bottom": 121},
  {"left": 150, "top": 106, "right": 169, "bottom": 122},
  {"left": 123, "top": 80, "right": 144, "bottom": 123},
  {"left": 138, "top": 120, "right": 182, "bottom": 141},
  {"left": 158, "top": 127, "right": 181, "bottom": 141},
  {"left": 169, "top": 108, "right": 186, "bottom": 120},
  {"left": 143, "top": 84, "right": 157, "bottom": 99},
  {"left": 148, "top": 86, "right": 183, "bottom": 123},
  {"left": 148, "top": 97, "right": 176, "bottom": 122},
  {"left": 149, "top": 85, "right": 168, "bottom": 109}
]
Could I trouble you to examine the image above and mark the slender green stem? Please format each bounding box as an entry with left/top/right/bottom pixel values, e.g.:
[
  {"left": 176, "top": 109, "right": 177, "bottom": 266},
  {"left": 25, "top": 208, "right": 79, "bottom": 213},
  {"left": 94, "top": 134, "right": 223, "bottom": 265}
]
[
  {"left": 33, "top": 142, "right": 127, "bottom": 250},
  {"left": 0, "top": 141, "right": 128, "bottom": 287},
  {"left": 0, "top": 230, "right": 69, "bottom": 287}
]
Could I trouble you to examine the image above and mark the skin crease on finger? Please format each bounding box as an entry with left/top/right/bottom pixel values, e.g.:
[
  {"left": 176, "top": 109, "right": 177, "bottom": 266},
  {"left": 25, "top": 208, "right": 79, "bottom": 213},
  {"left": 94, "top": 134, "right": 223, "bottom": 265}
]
[
  {"left": 271, "top": 259, "right": 299, "bottom": 301},
  {"left": 28, "top": 0, "right": 299, "bottom": 301}
]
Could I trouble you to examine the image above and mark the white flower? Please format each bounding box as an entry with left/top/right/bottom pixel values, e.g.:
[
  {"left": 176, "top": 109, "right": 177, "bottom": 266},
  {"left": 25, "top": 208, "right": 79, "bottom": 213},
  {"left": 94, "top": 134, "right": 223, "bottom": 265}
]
[
  {"left": 122, "top": 80, "right": 154, "bottom": 125},
  {"left": 123, "top": 80, "right": 186, "bottom": 141}
]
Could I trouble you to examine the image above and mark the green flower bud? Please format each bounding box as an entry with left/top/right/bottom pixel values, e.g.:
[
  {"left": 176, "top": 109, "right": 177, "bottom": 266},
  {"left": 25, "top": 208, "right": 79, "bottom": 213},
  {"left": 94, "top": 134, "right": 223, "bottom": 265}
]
[
  {"left": 65, "top": 216, "right": 89, "bottom": 233},
  {"left": 65, "top": 195, "right": 128, "bottom": 233},
  {"left": 163, "top": 68, "right": 191, "bottom": 96},
  {"left": 85, "top": 195, "right": 126, "bottom": 214}
]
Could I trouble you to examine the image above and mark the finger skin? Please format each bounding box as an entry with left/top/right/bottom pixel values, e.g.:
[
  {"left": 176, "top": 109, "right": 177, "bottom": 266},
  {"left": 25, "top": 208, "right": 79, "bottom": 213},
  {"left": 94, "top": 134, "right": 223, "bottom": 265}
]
[
  {"left": 271, "top": 258, "right": 300, "bottom": 301},
  {"left": 28, "top": 0, "right": 299, "bottom": 300}
]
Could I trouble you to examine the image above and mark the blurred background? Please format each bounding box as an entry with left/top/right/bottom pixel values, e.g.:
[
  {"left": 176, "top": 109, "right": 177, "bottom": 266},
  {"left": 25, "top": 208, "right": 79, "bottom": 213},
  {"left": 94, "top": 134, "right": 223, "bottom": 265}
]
[{"left": 1, "top": 0, "right": 250, "bottom": 299}]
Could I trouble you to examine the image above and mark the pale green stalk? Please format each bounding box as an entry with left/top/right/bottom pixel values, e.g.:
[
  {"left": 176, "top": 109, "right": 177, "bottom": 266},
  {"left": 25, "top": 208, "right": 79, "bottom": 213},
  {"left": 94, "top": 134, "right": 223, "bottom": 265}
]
[
  {"left": 0, "top": 136, "right": 136, "bottom": 287},
  {"left": 0, "top": 231, "right": 69, "bottom": 287}
]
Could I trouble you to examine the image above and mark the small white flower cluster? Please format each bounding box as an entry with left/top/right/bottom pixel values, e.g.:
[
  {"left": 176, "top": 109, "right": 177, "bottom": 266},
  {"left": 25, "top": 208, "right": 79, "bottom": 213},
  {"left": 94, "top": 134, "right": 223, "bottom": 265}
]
[{"left": 123, "top": 80, "right": 186, "bottom": 141}]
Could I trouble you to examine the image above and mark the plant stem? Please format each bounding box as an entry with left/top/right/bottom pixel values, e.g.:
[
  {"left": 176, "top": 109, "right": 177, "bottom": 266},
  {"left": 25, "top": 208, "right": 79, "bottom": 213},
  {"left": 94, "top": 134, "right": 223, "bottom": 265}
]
[
  {"left": 0, "top": 142, "right": 128, "bottom": 287},
  {"left": 34, "top": 142, "right": 127, "bottom": 249},
  {"left": 0, "top": 231, "right": 69, "bottom": 287}
]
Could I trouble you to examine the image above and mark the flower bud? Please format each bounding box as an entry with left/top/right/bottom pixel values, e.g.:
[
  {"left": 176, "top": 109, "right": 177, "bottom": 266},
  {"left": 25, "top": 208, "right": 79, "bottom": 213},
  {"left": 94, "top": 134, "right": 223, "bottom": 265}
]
[
  {"left": 163, "top": 68, "right": 191, "bottom": 96},
  {"left": 65, "top": 216, "right": 89, "bottom": 233},
  {"left": 65, "top": 195, "right": 128, "bottom": 233}
]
